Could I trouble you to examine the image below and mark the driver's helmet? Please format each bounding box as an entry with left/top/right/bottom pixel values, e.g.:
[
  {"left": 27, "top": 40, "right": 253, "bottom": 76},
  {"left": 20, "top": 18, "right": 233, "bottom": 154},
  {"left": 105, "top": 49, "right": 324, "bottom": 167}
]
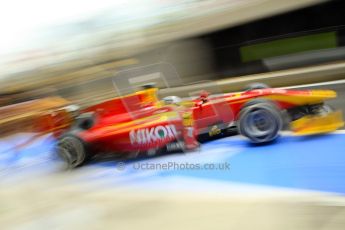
[
  {"left": 64, "top": 104, "right": 80, "bottom": 118},
  {"left": 162, "top": 96, "right": 182, "bottom": 105}
]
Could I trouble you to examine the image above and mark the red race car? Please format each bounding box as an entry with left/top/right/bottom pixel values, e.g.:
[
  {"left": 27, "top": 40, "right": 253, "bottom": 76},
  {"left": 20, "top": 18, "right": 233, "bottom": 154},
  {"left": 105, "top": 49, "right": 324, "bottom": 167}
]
[{"left": 57, "top": 83, "right": 343, "bottom": 168}]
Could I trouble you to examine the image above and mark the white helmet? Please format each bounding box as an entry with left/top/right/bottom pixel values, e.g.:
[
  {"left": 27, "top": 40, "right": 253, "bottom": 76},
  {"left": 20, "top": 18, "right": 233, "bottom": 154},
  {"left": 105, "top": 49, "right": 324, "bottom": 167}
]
[
  {"left": 64, "top": 104, "right": 80, "bottom": 117},
  {"left": 162, "top": 96, "right": 182, "bottom": 105}
]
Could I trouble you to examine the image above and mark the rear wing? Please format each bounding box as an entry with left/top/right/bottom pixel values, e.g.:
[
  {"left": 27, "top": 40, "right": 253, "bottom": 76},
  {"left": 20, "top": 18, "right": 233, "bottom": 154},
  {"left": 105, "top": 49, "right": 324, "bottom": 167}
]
[{"left": 83, "top": 88, "right": 159, "bottom": 116}]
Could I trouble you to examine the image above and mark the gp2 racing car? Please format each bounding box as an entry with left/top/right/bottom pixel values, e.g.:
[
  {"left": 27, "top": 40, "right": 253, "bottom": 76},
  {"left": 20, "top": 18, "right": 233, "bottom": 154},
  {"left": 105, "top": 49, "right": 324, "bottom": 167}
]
[{"left": 56, "top": 83, "right": 343, "bottom": 168}]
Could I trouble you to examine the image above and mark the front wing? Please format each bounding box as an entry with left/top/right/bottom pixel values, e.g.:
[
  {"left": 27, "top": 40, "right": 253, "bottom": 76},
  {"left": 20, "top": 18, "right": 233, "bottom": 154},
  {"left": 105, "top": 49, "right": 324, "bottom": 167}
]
[{"left": 290, "top": 110, "right": 344, "bottom": 135}]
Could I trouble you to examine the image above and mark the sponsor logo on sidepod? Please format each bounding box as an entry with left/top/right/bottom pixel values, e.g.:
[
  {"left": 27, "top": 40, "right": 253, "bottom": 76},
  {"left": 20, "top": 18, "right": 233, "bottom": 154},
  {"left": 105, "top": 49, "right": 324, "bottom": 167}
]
[{"left": 130, "top": 125, "right": 178, "bottom": 144}]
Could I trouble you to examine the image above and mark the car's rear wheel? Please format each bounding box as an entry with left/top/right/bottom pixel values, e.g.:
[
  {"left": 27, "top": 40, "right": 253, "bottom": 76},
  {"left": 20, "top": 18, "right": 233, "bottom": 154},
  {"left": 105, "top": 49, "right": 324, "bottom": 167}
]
[
  {"left": 57, "top": 135, "right": 88, "bottom": 168},
  {"left": 238, "top": 102, "right": 283, "bottom": 143}
]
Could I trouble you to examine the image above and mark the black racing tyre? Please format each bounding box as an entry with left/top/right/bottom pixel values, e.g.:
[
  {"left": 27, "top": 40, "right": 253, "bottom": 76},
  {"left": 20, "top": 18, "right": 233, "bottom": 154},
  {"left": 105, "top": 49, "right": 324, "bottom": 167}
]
[
  {"left": 57, "top": 135, "right": 88, "bottom": 168},
  {"left": 238, "top": 102, "right": 283, "bottom": 144},
  {"left": 244, "top": 83, "right": 269, "bottom": 91}
]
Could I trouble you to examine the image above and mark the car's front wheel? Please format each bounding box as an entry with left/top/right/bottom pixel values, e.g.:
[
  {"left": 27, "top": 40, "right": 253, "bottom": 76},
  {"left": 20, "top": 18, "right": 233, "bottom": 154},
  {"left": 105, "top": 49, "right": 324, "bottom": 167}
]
[{"left": 238, "top": 102, "right": 283, "bottom": 144}]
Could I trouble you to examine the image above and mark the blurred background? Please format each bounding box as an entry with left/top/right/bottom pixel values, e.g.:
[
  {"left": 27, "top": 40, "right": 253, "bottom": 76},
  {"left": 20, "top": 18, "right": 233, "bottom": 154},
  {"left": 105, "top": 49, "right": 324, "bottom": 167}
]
[
  {"left": 2, "top": 0, "right": 345, "bottom": 229},
  {"left": 1, "top": 0, "right": 345, "bottom": 106}
]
